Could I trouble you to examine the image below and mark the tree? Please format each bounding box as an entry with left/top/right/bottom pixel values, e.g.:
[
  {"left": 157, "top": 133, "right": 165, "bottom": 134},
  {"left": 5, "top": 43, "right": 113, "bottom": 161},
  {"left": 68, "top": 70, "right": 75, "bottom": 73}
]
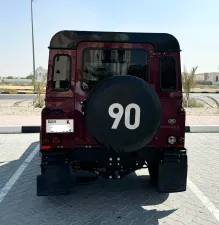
[
  {"left": 26, "top": 74, "right": 34, "bottom": 79},
  {"left": 33, "top": 73, "right": 47, "bottom": 108},
  {"left": 182, "top": 66, "right": 198, "bottom": 107},
  {"left": 6, "top": 76, "right": 13, "bottom": 79},
  {"left": 26, "top": 73, "right": 36, "bottom": 88}
]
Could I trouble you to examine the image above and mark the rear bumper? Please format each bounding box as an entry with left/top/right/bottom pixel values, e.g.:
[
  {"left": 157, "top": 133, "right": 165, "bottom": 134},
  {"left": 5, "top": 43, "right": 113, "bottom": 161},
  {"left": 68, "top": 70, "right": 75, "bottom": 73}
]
[
  {"left": 37, "top": 147, "right": 188, "bottom": 195},
  {"left": 39, "top": 147, "right": 186, "bottom": 167},
  {"left": 39, "top": 146, "right": 163, "bottom": 161}
]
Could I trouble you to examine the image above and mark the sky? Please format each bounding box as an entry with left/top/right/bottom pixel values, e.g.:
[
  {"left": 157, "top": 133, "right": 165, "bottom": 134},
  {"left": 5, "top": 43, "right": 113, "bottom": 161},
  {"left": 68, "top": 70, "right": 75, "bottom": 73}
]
[{"left": 0, "top": 0, "right": 219, "bottom": 77}]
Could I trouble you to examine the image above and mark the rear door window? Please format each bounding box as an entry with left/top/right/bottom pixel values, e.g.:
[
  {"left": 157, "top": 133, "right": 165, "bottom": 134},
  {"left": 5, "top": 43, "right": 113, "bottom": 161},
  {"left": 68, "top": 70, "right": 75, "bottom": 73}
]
[
  {"left": 82, "top": 48, "right": 148, "bottom": 91},
  {"left": 160, "top": 57, "right": 177, "bottom": 91},
  {"left": 52, "top": 54, "right": 71, "bottom": 91}
]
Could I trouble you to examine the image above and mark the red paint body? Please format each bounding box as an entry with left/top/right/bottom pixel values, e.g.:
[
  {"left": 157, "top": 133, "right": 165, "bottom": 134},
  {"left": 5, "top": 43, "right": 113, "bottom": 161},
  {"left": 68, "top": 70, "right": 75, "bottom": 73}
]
[{"left": 40, "top": 36, "right": 185, "bottom": 150}]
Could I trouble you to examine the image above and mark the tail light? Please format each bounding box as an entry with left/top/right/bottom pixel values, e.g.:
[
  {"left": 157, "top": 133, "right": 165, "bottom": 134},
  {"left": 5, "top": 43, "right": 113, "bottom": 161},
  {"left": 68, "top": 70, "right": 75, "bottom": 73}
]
[
  {"left": 42, "top": 145, "right": 51, "bottom": 150},
  {"left": 167, "top": 136, "right": 176, "bottom": 145},
  {"left": 42, "top": 107, "right": 50, "bottom": 114},
  {"left": 41, "top": 138, "right": 51, "bottom": 150},
  {"left": 52, "top": 137, "right": 61, "bottom": 145},
  {"left": 42, "top": 108, "right": 65, "bottom": 115},
  {"left": 178, "top": 107, "right": 185, "bottom": 115},
  {"left": 42, "top": 138, "right": 50, "bottom": 145},
  {"left": 41, "top": 137, "right": 61, "bottom": 150},
  {"left": 177, "top": 136, "right": 184, "bottom": 144}
]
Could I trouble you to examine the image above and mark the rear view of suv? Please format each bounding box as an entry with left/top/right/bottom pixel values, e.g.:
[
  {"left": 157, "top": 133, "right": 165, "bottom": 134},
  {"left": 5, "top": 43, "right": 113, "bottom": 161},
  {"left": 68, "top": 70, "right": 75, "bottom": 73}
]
[{"left": 37, "top": 30, "right": 187, "bottom": 196}]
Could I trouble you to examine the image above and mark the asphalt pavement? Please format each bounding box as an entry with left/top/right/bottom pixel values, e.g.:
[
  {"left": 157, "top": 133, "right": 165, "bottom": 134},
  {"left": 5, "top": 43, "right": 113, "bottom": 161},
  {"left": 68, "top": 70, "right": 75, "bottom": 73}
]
[
  {"left": 0, "top": 133, "right": 219, "bottom": 225},
  {"left": 0, "top": 94, "right": 37, "bottom": 100}
]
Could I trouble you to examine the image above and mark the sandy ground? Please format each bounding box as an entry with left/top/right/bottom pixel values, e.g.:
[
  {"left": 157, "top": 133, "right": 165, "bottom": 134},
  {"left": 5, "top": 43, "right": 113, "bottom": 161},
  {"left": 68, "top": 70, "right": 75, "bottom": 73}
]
[
  {"left": 0, "top": 85, "right": 34, "bottom": 90},
  {"left": 0, "top": 84, "right": 218, "bottom": 92},
  {"left": 0, "top": 100, "right": 219, "bottom": 116},
  {"left": 0, "top": 100, "right": 42, "bottom": 116},
  {"left": 0, "top": 85, "right": 45, "bottom": 91},
  {"left": 185, "top": 108, "right": 219, "bottom": 116},
  {"left": 191, "top": 88, "right": 219, "bottom": 92},
  {"left": 0, "top": 99, "right": 219, "bottom": 125}
]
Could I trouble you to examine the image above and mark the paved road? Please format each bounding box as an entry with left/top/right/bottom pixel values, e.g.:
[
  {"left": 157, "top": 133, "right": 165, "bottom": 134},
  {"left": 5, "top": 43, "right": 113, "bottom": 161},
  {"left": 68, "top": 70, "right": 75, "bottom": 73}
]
[
  {"left": 0, "top": 134, "right": 219, "bottom": 225},
  {"left": 0, "top": 93, "right": 219, "bottom": 102},
  {"left": 190, "top": 93, "right": 219, "bottom": 103},
  {"left": 0, "top": 94, "right": 38, "bottom": 100}
]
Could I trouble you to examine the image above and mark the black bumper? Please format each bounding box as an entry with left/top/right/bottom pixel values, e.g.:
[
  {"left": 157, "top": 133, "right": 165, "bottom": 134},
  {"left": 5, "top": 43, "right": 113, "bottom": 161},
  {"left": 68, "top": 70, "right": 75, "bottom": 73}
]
[
  {"left": 39, "top": 146, "right": 162, "bottom": 162},
  {"left": 37, "top": 147, "right": 188, "bottom": 195}
]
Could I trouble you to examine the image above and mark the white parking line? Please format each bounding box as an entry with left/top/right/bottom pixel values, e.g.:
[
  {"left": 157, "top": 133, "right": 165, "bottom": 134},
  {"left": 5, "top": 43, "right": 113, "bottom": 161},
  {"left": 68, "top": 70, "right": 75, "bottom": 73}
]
[
  {"left": 0, "top": 144, "right": 39, "bottom": 204},
  {"left": 188, "top": 177, "right": 219, "bottom": 222}
]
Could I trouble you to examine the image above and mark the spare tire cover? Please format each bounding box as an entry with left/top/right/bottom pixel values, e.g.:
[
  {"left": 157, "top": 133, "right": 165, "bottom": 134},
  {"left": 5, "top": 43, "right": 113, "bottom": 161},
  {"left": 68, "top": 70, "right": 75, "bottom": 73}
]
[{"left": 84, "top": 75, "right": 162, "bottom": 152}]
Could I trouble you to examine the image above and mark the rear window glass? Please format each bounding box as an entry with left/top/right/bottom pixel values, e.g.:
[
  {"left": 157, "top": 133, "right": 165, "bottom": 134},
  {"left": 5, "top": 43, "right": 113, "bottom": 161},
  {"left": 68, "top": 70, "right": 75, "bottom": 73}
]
[
  {"left": 160, "top": 57, "right": 177, "bottom": 91},
  {"left": 52, "top": 54, "right": 71, "bottom": 91},
  {"left": 82, "top": 48, "right": 148, "bottom": 91}
]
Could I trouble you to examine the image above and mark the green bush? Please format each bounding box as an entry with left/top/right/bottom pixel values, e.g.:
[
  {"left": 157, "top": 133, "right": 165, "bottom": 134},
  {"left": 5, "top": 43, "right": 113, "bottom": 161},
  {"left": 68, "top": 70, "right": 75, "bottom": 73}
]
[
  {"left": 191, "top": 96, "right": 219, "bottom": 108},
  {"left": 33, "top": 93, "right": 45, "bottom": 108},
  {"left": 183, "top": 98, "right": 204, "bottom": 108},
  {"left": 182, "top": 66, "right": 198, "bottom": 107},
  {"left": 32, "top": 74, "right": 46, "bottom": 108},
  {"left": 196, "top": 81, "right": 213, "bottom": 85}
]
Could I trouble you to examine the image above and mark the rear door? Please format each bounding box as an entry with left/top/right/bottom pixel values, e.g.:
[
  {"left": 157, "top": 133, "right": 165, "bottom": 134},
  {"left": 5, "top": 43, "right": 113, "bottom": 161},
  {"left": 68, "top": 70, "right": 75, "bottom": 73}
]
[
  {"left": 153, "top": 52, "right": 185, "bottom": 148},
  {"left": 74, "top": 41, "right": 155, "bottom": 146}
]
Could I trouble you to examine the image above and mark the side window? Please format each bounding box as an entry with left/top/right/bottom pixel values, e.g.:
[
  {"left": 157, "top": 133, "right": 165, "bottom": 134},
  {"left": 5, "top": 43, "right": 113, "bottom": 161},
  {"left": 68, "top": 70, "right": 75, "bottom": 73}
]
[
  {"left": 160, "top": 57, "right": 177, "bottom": 91},
  {"left": 52, "top": 55, "right": 71, "bottom": 91}
]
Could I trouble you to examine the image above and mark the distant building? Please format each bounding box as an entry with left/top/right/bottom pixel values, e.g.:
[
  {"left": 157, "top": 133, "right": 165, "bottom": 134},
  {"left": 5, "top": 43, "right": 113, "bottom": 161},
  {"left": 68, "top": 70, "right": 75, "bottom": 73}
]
[
  {"left": 0, "top": 66, "right": 47, "bottom": 83},
  {"left": 35, "top": 66, "right": 47, "bottom": 82},
  {"left": 195, "top": 72, "right": 219, "bottom": 85}
]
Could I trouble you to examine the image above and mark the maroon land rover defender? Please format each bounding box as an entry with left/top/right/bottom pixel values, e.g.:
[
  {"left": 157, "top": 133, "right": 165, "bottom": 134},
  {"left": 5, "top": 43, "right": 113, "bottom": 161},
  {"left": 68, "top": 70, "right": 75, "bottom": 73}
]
[{"left": 37, "top": 30, "right": 187, "bottom": 196}]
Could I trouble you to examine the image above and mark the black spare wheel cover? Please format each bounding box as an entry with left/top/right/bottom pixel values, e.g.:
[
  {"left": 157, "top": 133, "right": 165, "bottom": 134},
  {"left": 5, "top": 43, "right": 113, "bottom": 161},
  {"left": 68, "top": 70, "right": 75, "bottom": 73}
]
[{"left": 84, "top": 75, "right": 162, "bottom": 152}]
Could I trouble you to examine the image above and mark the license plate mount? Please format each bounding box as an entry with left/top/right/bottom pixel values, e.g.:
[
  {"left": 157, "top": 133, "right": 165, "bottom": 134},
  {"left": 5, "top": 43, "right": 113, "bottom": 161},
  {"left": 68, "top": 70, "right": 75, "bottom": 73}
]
[{"left": 46, "top": 119, "right": 74, "bottom": 133}]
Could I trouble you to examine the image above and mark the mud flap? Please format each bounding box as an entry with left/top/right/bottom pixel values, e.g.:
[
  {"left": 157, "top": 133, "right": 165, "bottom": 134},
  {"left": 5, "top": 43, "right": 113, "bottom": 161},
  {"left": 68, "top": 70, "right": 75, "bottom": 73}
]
[
  {"left": 157, "top": 150, "right": 187, "bottom": 193},
  {"left": 37, "top": 164, "right": 76, "bottom": 196}
]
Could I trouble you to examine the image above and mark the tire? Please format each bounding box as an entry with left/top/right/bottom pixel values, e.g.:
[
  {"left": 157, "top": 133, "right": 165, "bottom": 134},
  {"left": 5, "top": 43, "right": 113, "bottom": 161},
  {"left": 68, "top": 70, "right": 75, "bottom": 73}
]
[
  {"left": 84, "top": 75, "right": 162, "bottom": 153},
  {"left": 148, "top": 162, "right": 159, "bottom": 186}
]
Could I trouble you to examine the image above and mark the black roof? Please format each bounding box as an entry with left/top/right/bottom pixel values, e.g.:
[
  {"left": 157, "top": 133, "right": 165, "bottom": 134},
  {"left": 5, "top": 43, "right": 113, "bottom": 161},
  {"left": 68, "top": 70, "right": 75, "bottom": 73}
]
[{"left": 49, "top": 30, "right": 180, "bottom": 52}]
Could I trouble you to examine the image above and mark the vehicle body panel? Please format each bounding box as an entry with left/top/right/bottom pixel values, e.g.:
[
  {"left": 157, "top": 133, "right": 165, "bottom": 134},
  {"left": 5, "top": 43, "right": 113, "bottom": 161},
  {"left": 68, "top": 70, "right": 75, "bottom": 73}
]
[
  {"left": 37, "top": 31, "right": 188, "bottom": 196},
  {"left": 40, "top": 31, "right": 185, "bottom": 151}
]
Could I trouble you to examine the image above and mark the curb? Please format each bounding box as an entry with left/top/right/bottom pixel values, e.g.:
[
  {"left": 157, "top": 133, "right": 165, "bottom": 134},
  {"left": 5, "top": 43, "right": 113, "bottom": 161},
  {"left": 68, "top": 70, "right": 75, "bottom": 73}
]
[
  {"left": 0, "top": 126, "right": 40, "bottom": 134},
  {"left": 189, "top": 91, "right": 219, "bottom": 93},
  {"left": 0, "top": 125, "right": 219, "bottom": 134},
  {"left": 185, "top": 125, "right": 219, "bottom": 133}
]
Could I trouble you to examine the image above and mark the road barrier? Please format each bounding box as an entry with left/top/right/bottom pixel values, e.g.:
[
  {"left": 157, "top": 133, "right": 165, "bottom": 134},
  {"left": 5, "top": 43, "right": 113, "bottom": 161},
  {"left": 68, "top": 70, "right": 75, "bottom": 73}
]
[
  {"left": 0, "top": 126, "right": 41, "bottom": 133},
  {"left": 0, "top": 125, "right": 219, "bottom": 134}
]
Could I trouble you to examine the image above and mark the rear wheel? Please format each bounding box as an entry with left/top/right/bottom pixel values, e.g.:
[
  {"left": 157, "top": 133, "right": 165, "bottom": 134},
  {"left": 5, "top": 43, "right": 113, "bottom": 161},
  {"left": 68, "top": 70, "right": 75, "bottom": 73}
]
[{"left": 148, "top": 161, "right": 159, "bottom": 186}]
